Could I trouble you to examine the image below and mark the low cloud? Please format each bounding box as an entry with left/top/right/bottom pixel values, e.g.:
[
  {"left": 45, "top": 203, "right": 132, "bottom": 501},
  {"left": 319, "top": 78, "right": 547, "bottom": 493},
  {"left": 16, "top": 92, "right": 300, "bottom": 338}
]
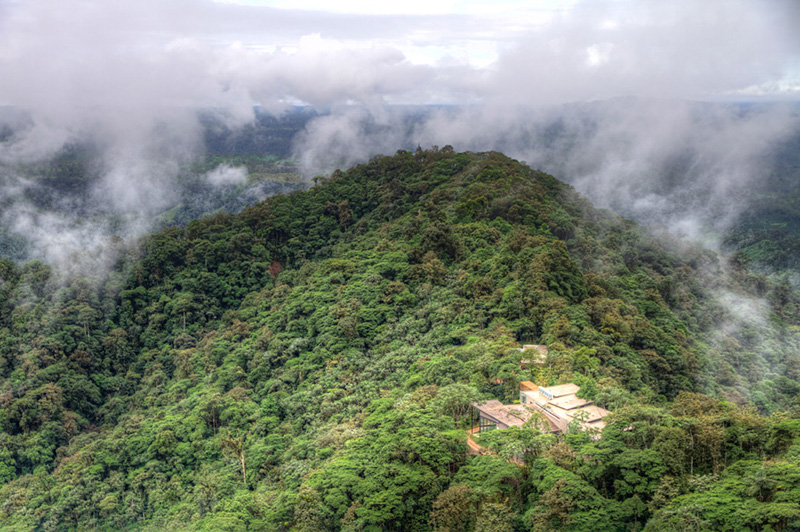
[
  {"left": 293, "top": 99, "right": 800, "bottom": 247},
  {"left": 0, "top": 0, "right": 797, "bottom": 273},
  {"left": 489, "top": 0, "right": 799, "bottom": 105},
  {"left": 204, "top": 164, "right": 248, "bottom": 186}
]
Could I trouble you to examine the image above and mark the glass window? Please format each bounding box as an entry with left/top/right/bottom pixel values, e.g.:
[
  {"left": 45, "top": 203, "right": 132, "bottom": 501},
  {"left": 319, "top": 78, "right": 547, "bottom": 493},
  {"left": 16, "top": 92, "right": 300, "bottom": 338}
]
[{"left": 479, "top": 416, "right": 497, "bottom": 432}]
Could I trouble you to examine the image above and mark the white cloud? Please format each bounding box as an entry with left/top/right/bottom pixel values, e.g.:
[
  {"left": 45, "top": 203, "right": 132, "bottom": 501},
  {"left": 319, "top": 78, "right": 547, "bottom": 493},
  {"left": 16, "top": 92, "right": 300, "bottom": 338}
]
[
  {"left": 1, "top": 0, "right": 796, "bottom": 111},
  {"left": 487, "top": 0, "right": 800, "bottom": 104},
  {"left": 215, "top": 0, "right": 573, "bottom": 19},
  {"left": 204, "top": 164, "right": 248, "bottom": 186}
]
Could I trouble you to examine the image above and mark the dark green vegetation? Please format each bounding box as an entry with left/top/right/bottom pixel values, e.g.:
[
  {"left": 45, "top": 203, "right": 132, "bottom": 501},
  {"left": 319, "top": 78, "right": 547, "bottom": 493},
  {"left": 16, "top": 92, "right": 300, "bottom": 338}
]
[
  {"left": 200, "top": 106, "right": 318, "bottom": 159},
  {"left": 0, "top": 108, "right": 309, "bottom": 261},
  {"left": 0, "top": 147, "right": 302, "bottom": 261},
  {"left": 540, "top": 101, "right": 800, "bottom": 280},
  {"left": 2, "top": 148, "right": 800, "bottom": 530},
  {"left": 158, "top": 154, "right": 302, "bottom": 227},
  {"left": 723, "top": 128, "right": 800, "bottom": 273}
]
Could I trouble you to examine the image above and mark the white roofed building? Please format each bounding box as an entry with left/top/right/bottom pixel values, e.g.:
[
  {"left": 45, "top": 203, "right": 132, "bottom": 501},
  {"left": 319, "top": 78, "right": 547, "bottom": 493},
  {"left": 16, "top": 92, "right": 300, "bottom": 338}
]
[{"left": 472, "top": 381, "right": 611, "bottom": 438}]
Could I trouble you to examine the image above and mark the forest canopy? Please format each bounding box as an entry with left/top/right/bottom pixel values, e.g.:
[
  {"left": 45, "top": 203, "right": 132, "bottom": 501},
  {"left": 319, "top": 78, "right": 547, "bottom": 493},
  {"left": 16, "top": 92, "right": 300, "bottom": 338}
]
[{"left": 1, "top": 147, "right": 800, "bottom": 530}]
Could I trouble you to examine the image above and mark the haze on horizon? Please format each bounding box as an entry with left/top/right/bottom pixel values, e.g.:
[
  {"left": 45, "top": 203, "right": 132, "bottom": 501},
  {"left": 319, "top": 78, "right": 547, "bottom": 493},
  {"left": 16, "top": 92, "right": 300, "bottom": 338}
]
[{"left": 0, "top": 0, "right": 799, "bottom": 269}]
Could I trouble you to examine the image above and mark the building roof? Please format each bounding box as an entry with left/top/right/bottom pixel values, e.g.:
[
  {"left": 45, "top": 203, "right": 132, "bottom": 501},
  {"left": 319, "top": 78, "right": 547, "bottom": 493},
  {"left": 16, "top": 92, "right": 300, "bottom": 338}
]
[
  {"left": 583, "top": 419, "right": 607, "bottom": 433},
  {"left": 474, "top": 381, "right": 612, "bottom": 439},
  {"left": 570, "top": 404, "right": 611, "bottom": 423},
  {"left": 549, "top": 394, "right": 592, "bottom": 411},
  {"left": 541, "top": 383, "right": 580, "bottom": 397},
  {"left": 472, "top": 401, "right": 529, "bottom": 428},
  {"left": 522, "top": 344, "right": 548, "bottom": 353},
  {"left": 472, "top": 401, "right": 560, "bottom": 432}
]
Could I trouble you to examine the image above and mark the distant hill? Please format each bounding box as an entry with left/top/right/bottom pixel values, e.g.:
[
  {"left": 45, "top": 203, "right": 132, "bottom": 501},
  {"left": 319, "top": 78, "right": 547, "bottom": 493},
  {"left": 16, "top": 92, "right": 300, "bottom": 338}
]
[{"left": 200, "top": 106, "right": 319, "bottom": 159}]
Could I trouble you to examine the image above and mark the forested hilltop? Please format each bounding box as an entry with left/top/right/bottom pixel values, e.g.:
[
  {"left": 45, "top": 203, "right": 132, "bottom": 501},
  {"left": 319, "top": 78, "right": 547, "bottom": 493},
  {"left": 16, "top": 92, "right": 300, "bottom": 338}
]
[{"left": 2, "top": 148, "right": 800, "bottom": 531}]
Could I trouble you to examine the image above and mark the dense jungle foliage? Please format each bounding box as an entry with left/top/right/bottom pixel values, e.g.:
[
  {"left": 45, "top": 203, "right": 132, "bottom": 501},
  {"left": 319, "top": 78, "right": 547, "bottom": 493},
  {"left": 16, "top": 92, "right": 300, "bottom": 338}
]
[
  {"left": 722, "top": 127, "right": 800, "bottom": 274},
  {"left": 2, "top": 148, "right": 800, "bottom": 530}
]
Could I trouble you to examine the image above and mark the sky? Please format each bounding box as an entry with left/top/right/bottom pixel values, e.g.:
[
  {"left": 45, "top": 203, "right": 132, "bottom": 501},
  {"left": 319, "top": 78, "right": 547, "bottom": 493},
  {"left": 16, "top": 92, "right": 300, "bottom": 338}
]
[
  {"left": 0, "top": 0, "right": 799, "bottom": 271},
  {"left": 0, "top": 0, "right": 798, "bottom": 112}
]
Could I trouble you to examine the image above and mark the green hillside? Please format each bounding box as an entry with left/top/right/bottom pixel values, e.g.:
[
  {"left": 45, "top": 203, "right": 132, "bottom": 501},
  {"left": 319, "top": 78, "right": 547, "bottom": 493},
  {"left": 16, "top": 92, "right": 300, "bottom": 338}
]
[{"left": 1, "top": 148, "right": 800, "bottom": 531}]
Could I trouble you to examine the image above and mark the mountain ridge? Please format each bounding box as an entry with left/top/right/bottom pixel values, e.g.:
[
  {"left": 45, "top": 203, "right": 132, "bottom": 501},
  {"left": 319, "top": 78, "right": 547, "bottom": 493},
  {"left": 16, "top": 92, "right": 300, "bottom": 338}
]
[{"left": 1, "top": 147, "right": 800, "bottom": 530}]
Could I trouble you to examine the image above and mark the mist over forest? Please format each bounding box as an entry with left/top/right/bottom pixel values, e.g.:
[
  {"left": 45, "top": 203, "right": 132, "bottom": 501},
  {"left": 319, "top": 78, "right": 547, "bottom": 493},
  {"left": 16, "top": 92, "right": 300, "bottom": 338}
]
[
  {"left": 2, "top": 0, "right": 800, "bottom": 530},
  {"left": 0, "top": 0, "right": 797, "bottom": 273},
  {"left": 3, "top": 98, "right": 800, "bottom": 277}
]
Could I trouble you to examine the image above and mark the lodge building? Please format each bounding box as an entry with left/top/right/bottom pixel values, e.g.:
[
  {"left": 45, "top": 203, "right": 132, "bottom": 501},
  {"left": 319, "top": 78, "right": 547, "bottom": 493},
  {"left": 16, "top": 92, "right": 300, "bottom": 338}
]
[{"left": 472, "top": 381, "right": 611, "bottom": 437}]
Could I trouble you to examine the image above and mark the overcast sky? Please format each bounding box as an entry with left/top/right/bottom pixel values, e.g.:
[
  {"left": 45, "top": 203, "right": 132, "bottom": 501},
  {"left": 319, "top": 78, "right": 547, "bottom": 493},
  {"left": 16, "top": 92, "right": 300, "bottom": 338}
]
[{"left": 0, "top": 0, "right": 798, "bottom": 113}]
